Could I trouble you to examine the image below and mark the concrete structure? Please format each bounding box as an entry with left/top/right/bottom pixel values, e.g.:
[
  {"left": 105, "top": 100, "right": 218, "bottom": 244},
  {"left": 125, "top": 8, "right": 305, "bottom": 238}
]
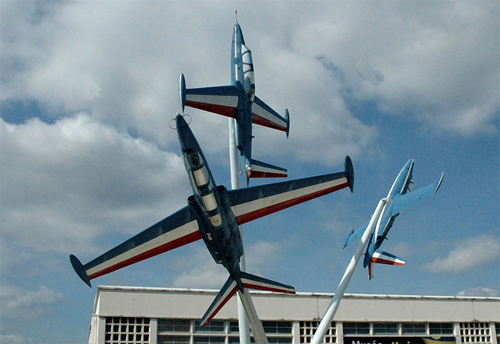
[{"left": 88, "top": 286, "right": 500, "bottom": 344}]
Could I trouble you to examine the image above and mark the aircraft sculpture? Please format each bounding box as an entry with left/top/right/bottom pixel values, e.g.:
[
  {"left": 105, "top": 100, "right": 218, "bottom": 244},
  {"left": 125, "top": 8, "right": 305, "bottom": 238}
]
[
  {"left": 310, "top": 159, "right": 444, "bottom": 344},
  {"left": 179, "top": 21, "right": 290, "bottom": 183},
  {"left": 70, "top": 114, "right": 354, "bottom": 325},
  {"left": 344, "top": 159, "right": 444, "bottom": 279}
]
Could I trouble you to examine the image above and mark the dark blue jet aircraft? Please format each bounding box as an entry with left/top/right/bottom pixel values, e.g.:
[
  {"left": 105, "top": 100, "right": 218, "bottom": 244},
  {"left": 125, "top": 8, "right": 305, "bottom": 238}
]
[
  {"left": 70, "top": 114, "right": 354, "bottom": 325},
  {"left": 179, "top": 22, "right": 290, "bottom": 183}
]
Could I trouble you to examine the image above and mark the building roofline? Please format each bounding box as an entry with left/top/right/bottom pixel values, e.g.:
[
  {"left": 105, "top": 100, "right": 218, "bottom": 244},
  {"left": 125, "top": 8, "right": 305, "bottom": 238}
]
[{"left": 95, "top": 285, "right": 500, "bottom": 301}]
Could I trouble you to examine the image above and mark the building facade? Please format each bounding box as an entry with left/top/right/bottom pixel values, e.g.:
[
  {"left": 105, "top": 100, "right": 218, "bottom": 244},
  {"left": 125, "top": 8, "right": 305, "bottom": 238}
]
[{"left": 88, "top": 286, "right": 500, "bottom": 344}]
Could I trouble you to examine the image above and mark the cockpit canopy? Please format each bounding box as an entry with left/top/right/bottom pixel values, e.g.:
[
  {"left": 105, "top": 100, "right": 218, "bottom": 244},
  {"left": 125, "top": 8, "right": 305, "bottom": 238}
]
[{"left": 241, "top": 43, "right": 255, "bottom": 101}]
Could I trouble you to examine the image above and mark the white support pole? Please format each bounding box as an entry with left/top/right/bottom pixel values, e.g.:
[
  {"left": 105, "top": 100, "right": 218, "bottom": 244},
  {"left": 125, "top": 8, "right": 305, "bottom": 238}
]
[
  {"left": 237, "top": 290, "right": 270, "bottom": 344},
  {"left": 228, "top": 118, "right": 252, "bottom": 344},
  {"left": 310, "top": 198, "right": 388, "bottom": 344}
]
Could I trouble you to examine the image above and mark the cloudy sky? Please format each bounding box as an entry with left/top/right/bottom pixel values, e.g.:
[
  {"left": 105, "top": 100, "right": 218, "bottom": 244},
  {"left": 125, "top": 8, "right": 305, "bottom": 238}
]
[{"left": 1, "top": 1, "right": 499, "bottom": 343}]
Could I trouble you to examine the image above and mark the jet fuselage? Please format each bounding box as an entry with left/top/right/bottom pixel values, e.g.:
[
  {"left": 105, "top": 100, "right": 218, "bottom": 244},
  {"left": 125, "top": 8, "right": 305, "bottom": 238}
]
[
  {"left": 364, "top": 160, "right": 414, "bottom": 267},
  {"left": 230, "top": 23, "right": 255, "bottom": 168},
  {"left": 176, "top": 115, "right": 244, "bottom": 282}
]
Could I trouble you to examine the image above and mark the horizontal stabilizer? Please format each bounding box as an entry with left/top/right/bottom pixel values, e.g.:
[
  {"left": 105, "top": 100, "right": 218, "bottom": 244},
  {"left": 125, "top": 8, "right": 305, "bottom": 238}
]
[
  {"left": 371, "top": 250, "right": 405, "bottom": 266},
  {"left": 387, "top": 172, "right": 444, "bottom": 217},
  {"left": 180, "top": 74, "right": 242, "bottom": 118},
  {"left": 241, "top": 271, "right": 296, "bottom": 294},
  {"left": 200, "top": 272, "right": 295, "bottom": 327},
  {"left": 252, "top": 96, "right": 290, "bottom": 135},
  {"left": 247, "top": 159, "right": 287, "bottom": 179}
]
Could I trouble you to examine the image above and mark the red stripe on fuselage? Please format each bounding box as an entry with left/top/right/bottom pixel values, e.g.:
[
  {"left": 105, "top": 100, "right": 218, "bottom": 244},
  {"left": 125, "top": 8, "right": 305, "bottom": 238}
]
[
  {"left": 185, "top": 101, "right": 237, "bottom": 118},
  {"left": 235, "top": 182, "right": 349, "bottom": 225},
  {"left": 88, "top": 231, "right": 202, "bottom": 280}
]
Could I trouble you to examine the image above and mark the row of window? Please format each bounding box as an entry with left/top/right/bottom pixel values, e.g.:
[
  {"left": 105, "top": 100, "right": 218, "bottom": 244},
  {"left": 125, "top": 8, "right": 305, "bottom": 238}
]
[
  {"left": 157, "top": 336, "right": 292, "bottom": 344},
  {"left": 157, "top": 320, "right": 293, "bottom": 344},
  {"left": 158, "top": 319, "right": 292, "bottom": 335},
  {"left": 104, "top": 317, "right": 500, "bottom": 344},
  {"left": 342, "top": 322, "right": 453, "bottom": 335}
]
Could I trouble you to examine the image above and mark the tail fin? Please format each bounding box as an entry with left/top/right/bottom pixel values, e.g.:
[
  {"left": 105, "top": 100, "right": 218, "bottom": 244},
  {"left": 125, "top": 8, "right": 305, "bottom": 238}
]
[
  {"left": 200, "top": 276, "right": 239, "bottom": 327},
  {"left": 368, "top": 250, "right": 405, "bottom": 280},
  {"left": 371, "top": 250, "right": 405, "bottom": 266},
  {"left": 200, "top": 272, "right": 295, "bottom": 327},
  {"left": 247, "top": 159, "right": 287, "bottom": 179},
  {"left": 240, "top": 271, "right": 295, "bottom": 294}
]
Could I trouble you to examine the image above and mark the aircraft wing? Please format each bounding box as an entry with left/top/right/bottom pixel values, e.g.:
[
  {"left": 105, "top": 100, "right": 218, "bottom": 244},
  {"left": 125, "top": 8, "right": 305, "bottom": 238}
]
[
  {"left": 343, "top": 221, "right": 369, "bottom": 248},
  {"left": 70, "top": 206, "right": 202, "bottom": 287},
  {"left": 183, "top": 85, "right": 240, "bottom": 118},
  {"left": 229, "top": 157, "right": 354, "bottom": 225},
  {"left": 386, "top": 172, "right": 444, "bottom": 217},
  {"left": 252, "top": 96, "right": 290, "bottom": 135}
]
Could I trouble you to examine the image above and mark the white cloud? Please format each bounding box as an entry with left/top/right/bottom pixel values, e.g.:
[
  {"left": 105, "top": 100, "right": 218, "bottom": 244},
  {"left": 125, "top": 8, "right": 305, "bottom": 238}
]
[
  {"left": 4, "top": 1, "right": 496, "bottom": 169},
  {"left": 245, "top": 240, "right": 286, "bottom": 274},
  {"left": 171, "top": 240, "right": 286, "bottom": 289},
  {"left": 0, "top": 284, "right": 64, "bottom": 320},
  {"left": 457, "top": 287, "right": 498, "bottom": 297},
  {"left": 422, "top": 235, "right": 500, "bottom": 273},
  {"left": 171, "top": 246, "right": 227, "bottom": 289},
  {"left": 0, "top": 334, "right": 31, "bottom": 344},
  {"left": 0, "top": 115, "right": 187, "bottom": 257},
  {"left": 288, "top": 2, "right": 499, "bottom": 136}
]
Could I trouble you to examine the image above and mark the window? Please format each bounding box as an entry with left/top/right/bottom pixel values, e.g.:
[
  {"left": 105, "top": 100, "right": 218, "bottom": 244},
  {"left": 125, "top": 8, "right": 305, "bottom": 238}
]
[
  {"left": 229, "top": 321, "right": 239, "bottom": 333},
  {"left": 193, "top": 336, "right": 226, "bottom": 344},
  {"left": 343, "top": 322, "right": 370, "bottom": 335},
  {"left": 158, "top": 335, "right": 191, "bottom": 344},
  {"left": 186, "top": 152, "right": 201, "bottom": 168},
  {"left": 105, "top": 317, "right": 150, "bottom": 344},
  {"left": 300, "top": 321, "right": 335, "bottom": 344},
  {"left": 228, "top": 337, "right": 256, "bottom": 343},
  {"left": 402, "top": 323, "right": 426, "bottom": 334},
  {"left": 429, "top": 323, "right": 454, "bottom": 335},
  {"left": 158, "top": 319, "right": 191, "bottom": 333},
  {"left": 201, "top": 193, "right": 218, "bottom": 212},
  {"left": 209, "top": 213, "right": 222, "bottom": 227},
  {"left": 268, "top": 337, "right": 292, "bottom": 344},
  {"left": 460, "top": 322, "right": 491, "bottom": 344},
  {"left": 373, "top": 323, "right": 398, "bottom": 335},
  {"left": 193, "top": 168, "right": 209, "bottom": 187},
  {"left": 194, "top": 320, "right": 224, "bottom": 333},
  {"left": 263, "top": 321, "right": 292, "bottom": 334}
]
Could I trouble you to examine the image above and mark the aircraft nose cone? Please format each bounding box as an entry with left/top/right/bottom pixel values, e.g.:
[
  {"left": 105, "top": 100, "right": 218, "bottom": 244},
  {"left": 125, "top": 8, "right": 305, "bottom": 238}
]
[
  {"left": 234, "top": 23, "right": 245, "bottom": 44},
  {"left": 175, "top": 113, "right": 188, "bottom": 129},
  {"left": 175, "top": 114, "right": 197, "bottom": 152}
]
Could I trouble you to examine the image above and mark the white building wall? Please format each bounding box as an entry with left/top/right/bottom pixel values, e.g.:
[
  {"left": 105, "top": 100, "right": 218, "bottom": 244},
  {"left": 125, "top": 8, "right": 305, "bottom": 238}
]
[{"left": 89, "top": 286, "right": 500, "bottom": 344}]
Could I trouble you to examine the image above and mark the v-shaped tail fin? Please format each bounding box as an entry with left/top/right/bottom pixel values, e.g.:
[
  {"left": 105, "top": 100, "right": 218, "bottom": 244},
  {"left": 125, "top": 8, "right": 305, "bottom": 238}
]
[{"left": 200, "top": 272, "right": 295, "bottom": 327}]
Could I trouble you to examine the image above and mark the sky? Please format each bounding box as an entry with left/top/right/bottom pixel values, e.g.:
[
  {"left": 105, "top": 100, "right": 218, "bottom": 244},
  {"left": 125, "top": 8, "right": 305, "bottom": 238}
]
[{"left": 0, "top": 1, "right": 499, "bottom": 343}]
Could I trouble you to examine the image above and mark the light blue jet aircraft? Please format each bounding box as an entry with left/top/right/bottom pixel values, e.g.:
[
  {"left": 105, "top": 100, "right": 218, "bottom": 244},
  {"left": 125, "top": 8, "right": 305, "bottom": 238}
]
[
  {"left": 70, "top": 114, "right": 354, "bottom": 326},
  {"left": 344, "top": 159, "right": 444, "bottom": 279},
  {"left": 179, "top": 22, "right": 290, "bottom": 183}
]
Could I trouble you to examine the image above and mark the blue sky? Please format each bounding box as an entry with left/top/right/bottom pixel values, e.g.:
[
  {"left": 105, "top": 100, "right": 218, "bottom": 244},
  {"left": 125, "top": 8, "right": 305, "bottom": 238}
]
[{"left": 1, "top": 1, "right": 499, "bottom": 343}]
